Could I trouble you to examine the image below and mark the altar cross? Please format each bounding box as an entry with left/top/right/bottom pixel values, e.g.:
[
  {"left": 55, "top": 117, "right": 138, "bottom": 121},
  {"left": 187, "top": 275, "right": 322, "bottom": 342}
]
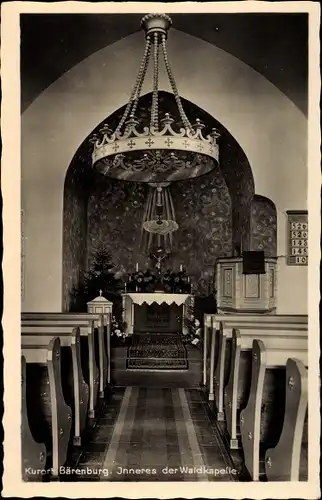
[{"left": 151, "top": 252, "right": 167, "bottom": 272}]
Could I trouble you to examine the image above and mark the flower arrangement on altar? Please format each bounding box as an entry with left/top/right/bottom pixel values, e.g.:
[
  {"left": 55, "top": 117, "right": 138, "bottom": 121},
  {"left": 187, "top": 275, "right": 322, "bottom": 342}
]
[
  {"left": 125, "top": 268, "right": 192, "bottom": 294},
  {"left": 162, "top": 270, "right": 191, "bottom": 293},
  {"left": 126, "top": 270, "right": 157, "bottom": 293}
]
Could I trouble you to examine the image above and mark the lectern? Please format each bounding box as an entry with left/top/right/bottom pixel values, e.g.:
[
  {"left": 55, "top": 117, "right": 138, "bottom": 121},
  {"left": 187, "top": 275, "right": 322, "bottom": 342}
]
[{"left": 216, "top": 256, "right": 277, "bottom": 314}]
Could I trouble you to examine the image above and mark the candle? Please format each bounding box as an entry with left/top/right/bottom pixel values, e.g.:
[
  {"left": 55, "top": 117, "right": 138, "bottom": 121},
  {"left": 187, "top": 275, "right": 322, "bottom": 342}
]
[
  {"left": 136, "top": 262, "right": 139, "bottom": 272},
  {"left": 180, "top": 264, "right": 183, "bottom": 272},
  {"left": 187, "top": 277, "right": 190, "bottom": 283}
]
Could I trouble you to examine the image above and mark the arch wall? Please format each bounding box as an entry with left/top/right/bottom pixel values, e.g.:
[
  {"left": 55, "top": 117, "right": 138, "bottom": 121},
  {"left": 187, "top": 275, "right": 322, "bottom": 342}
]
[{"left": 21, "top": 29, "right": 307, "bottom": 313}]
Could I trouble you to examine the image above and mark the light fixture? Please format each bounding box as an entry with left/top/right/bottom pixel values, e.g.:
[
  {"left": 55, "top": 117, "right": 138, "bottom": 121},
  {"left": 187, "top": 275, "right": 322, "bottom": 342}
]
[
  {"left": 90, "top": 13, "right": 220, "bottom": 184},
  {"left": 142, "top": 184, "right": 178, "bottom": 235}
]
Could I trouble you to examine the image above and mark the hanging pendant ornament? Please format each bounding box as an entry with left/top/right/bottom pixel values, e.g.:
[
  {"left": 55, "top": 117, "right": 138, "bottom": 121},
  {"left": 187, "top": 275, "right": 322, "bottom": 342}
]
[{"left": 142, "top": 184, "right": 178, "bottom": 235}]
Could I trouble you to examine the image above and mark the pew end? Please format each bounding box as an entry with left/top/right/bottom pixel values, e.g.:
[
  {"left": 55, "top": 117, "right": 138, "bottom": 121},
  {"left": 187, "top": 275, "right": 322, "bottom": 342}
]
[
  {"left": 240, "top": 339, "right": 307, "bottom": 481},
  {"left": 265, "top": 358, "right": 308, "bottom": 481},
  {"left": 224, "top": 328, "right": 242, "bottom": 449},
  {"left": 21, "top": 356, "right": 47, "bottom": 482},
  {"left": 213, "top": 322, "right": 228, "bottom": 421},
  {"left": 207, "top": 321, "right": 221, "bottom": 403},
  {"left": 203, "top": 314, "right": 213, "bottom": 389},
  {"left": 21, "top": 337, "right": 73, "bottom": 479},
  {"left": 22, "top": 326, "right": 89, "bottom": 447}
]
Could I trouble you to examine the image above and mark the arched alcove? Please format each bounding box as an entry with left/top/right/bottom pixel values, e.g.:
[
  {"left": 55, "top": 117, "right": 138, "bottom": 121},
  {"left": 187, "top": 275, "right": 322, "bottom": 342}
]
[
  {"left": 250, "top": 195, "right": 277, "bottom": 257},
  {"left": 62, "top": 91, "right": 254, "bottom": 308}
]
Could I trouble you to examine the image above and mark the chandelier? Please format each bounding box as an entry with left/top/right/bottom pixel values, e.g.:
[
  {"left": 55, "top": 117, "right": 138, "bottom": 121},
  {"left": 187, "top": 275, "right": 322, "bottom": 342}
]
[{"left": 90, "top": 13, "right": 220, "bottom": 184}]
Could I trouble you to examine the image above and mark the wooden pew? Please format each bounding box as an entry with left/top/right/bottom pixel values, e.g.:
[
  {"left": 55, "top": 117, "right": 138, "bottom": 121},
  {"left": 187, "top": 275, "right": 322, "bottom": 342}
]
[
  {"left": 224, "top": 326, "right": 307, "bottom": 449},
  {"left": 21, "top": 355, "right": 47, "bottom": 481},
  {"left": 22, "top": 326, "right": 89, "bottom": 446},
  {"left": 240, "top": 339, "right": 308, "bottom": 481},
  {"left": 22, "top": 318, "right": 99, "bottom": 419},
  {"left": 21, "top": 337, "right": 72, "bottom": 480},
  {"left": 265, "top": 358, "right": 308, "bottom": 481},
  {"left": 210, "top": 315, "right": 308, "bottom": 427},
  {"left": 22, "top": 312, "right": 107, "bottom": 416}
]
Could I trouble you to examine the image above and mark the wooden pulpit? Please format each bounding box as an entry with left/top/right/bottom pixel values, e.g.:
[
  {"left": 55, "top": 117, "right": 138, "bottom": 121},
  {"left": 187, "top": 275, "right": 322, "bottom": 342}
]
[{"left": 216, "top": 257, "right": 277, "bottom": 314}]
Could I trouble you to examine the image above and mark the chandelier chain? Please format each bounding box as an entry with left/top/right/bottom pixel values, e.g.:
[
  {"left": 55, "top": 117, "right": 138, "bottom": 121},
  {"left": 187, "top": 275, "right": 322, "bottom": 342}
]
[
  {"left": 161, "top": 34, "right": 192, "bottom": 131},
  {"left": 150, "top": 32, "right": 160, "bottom": 130},
  {"left": 131, "top": 37, "right": 152, "bottom": 118},
  {"left": 115, "top": 37, "right": 152, "bottom": 135}
]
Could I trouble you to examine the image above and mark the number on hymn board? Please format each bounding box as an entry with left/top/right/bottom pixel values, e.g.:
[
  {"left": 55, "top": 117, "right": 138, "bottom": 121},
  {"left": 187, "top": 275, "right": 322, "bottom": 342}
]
[
  {"left": 287, "top": 211, "right": 308, "bottom": 266},
  {"left": 295, "top": 256, "right": 308, "bottom": 264},
  {"left": 291, "top": 247, "right": 308, "bottom": 255},
  {"left": 291, "top": 222, "right": 308, "bottom": 231},
  {"left": 291, "top": 239, "right": 308, "bottom": 247},
  {"left": 291, "top": 230, "right": 308, "bottom": 238}
]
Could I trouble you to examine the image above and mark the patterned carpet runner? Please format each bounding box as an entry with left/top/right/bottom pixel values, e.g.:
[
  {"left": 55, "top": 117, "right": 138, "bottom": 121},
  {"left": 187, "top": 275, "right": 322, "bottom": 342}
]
[
  {"left": 67, "top": 387, "right": 240, "bottom": 481},
  {"left": 126, "top": 333, "right": 188, "bottom": 370}
]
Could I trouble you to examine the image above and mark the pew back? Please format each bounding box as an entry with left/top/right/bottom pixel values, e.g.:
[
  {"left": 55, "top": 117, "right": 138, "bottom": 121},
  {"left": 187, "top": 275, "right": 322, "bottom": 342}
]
[
  {"left": 22, "top": 313, "right": 108, "bottom": 397},
  {"left": 215, "top": 316, "right": 308, "bottom": 426},
  {"left": 212, "top": 314, "right": 308, "bottom": 329},
  {"left": 21, "top": 320, "right": 99, "bottom": 419},
  {"left": 22, "top": 312, "right": 103, "bottom": 323},
  {"left": 224, "top": 327, "right": 307, "bottom": 449}
]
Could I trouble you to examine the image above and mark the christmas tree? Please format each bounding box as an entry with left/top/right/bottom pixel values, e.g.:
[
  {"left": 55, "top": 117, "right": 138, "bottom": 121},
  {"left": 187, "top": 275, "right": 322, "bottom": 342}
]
[{"left": 71, "top": 246, "right": 122, "bottom": 312}]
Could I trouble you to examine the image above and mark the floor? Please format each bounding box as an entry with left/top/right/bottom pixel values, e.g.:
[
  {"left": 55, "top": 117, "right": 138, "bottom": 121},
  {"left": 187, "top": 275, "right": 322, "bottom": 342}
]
[
  {"left": 110, "top": 344, "right": 203, "bottom": 388},
  {"left": 66, "top": 386, "right": 248, "bottom": 482}
]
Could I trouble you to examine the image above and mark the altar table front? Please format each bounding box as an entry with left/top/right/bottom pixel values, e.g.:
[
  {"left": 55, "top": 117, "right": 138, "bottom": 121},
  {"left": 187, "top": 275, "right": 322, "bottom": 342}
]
[{"left": 121, "top": 293, "right": 194, "bottom": 335}]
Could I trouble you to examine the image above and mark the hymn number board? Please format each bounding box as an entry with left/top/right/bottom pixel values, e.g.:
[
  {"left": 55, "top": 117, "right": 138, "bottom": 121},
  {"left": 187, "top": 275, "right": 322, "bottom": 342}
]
[{"left": 287, "top": 211, "right": 308, "bottom": 266}]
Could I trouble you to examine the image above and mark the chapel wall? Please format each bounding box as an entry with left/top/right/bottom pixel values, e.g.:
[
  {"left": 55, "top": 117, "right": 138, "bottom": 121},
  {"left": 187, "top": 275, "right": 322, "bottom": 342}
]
[{"left": 21, "top": 29, "right": 308, "bottom": 313}]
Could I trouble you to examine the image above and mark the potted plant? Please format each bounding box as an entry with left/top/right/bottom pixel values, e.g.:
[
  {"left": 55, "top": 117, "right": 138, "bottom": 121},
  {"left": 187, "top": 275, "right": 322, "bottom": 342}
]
[
  {"left": 110, "top": 316, "right": 128, "bottom": 345},
  {"left": 182, "top": 305, "right": 203, "bottom": 348}
]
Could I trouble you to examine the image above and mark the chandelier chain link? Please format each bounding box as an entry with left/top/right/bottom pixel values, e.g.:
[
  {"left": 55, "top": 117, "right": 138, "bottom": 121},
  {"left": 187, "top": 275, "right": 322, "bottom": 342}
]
[
  {"left": 131, "top": 37, "right": 152, "bottom": 118},
  {"left": 161, "top": 34, "right": 192, "bottom": 131},
  {"left": 115, "top": 36, "right": 152, "bottom": 135},
  {"left": 150, "top": 32, "right": 160, "bottom": 130}
]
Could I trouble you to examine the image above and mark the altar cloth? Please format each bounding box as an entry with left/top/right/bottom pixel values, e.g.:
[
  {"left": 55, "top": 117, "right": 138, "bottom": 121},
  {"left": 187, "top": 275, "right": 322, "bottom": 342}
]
[
  {"left": 122, "top": 293, "right": 194, "bottom": 335},
  {"left": 125, "top": 293, "right": 191, "bottom": 307}
]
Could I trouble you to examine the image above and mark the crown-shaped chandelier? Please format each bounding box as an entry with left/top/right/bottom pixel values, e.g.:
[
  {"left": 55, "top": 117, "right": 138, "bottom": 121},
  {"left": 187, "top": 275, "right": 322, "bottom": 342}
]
[{"left": 90, "top": 13, "right": 220, "bottom": 184}]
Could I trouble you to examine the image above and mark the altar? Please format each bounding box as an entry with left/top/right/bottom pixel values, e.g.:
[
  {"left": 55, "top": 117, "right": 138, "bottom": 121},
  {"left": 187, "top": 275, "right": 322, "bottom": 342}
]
[{"left": 122, "top": 293, "right": 194, "bottom": 335}]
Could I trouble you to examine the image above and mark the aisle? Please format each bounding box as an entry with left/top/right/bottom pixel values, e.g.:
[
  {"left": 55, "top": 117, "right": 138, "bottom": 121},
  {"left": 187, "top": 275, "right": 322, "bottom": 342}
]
[
  {"left": 67, "top": 387, "right": 241, "bottom": 482},
  {"left": 111, "top": 344, "right": 202, "bottom": 387}
]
